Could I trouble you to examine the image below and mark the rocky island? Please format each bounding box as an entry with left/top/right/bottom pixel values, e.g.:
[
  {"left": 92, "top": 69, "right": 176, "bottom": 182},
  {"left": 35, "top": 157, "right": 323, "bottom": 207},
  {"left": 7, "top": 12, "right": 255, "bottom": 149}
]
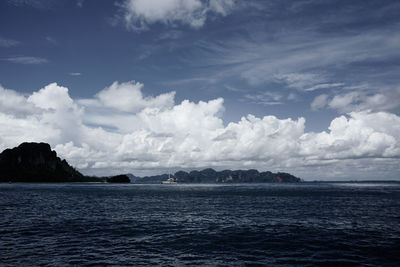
[
  {"left": 133, "top": 168, "right": 301, "bottom": 184},
  {"left": 0, "top": 142, "right": 129, "bottom": 183}
]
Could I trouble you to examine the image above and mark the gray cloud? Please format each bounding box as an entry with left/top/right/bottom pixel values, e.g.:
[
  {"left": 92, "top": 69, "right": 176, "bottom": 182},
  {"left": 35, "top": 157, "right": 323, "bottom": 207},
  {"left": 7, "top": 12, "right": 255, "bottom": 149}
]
[
  {"left": 244, "top": 91, "right": 283, "bottom": 106},
  {"left": 312, "top": 87, "right": 400, "bottom": 113},
  {"left": 0, "top": 37, "right": 20, "bottom": 47},
  {"left": 76, "top": 0, "right": 84, "bottom": 8},
  {"left": 69, "top": 72, "right": 82, "bottom": 76},
  {"left": 7, "top": 0, "right": 61, "bottom": 9},
  {"left": 45, "top": 36, "right": 57, "bottom": 44},
  {"left": 311, "top": 94, "right": 328, "bottom": 111},
  {"left": 191, "top": 29, "right": 400, "bottom": 87},
  {"left": 120, "top": 0, "right": 236, "bottom": 31},
  {"left": 4, "top": 56, "right": 48, "bottom": 64}
]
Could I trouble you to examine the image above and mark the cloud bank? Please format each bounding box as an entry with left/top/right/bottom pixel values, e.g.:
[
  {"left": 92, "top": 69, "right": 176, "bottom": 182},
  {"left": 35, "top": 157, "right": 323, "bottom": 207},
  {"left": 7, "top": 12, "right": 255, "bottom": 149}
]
[
  {"left": 0, "top": 82, "right": 399, "bottom": 179},
  {"left": 121, "top": 0, "right": 235, "bottom": 31}
]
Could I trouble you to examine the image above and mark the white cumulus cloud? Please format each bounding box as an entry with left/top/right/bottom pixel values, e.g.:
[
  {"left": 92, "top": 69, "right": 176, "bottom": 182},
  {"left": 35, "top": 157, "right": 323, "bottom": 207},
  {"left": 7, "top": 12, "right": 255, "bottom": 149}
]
[
  {"left": 28, "top": 83, "right": 75, "bottom": 110},
  {"left": 94, "top": 81, "right": 176, "bottom": 113},
  {"left": 0, "top": 81, "right": 399, "bottom": 180},
  {"left": 300, "top": 111, "right": 400, "bottom": 160},
  {"left": 0, "top": 85, "right": 39, "bottom": 116}
]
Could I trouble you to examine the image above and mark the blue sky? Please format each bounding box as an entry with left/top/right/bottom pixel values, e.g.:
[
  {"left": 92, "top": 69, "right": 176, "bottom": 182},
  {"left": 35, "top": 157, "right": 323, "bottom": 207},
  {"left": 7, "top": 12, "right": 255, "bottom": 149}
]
[{"left": 1, "top": 0, "right": 400, "bottom": 179}]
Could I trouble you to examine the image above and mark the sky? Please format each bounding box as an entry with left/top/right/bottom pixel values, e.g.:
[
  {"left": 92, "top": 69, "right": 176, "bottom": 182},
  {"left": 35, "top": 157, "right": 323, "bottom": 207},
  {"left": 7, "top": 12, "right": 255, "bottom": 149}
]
[{"left": 1, "top": 0, "right": 400, "bottom": 180}]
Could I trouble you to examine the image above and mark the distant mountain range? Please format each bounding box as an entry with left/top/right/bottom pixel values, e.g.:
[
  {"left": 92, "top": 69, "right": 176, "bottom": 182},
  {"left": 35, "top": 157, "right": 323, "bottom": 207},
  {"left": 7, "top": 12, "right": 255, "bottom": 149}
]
[
  {"left": 0, "top": 142, "right": 300, "bottom": 183},
  {"left": 129, "top": 168, "right": 301, "bottom": 184},
  {"left": 0, "top": 142, "right": 129, "bottom": 183}
]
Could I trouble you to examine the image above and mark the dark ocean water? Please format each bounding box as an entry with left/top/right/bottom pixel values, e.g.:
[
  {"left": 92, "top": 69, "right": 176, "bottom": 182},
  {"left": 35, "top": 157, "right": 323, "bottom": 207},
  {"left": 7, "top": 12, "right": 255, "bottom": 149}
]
[{"left": 1, "top": 182, "right": 400, "bottom": 266}]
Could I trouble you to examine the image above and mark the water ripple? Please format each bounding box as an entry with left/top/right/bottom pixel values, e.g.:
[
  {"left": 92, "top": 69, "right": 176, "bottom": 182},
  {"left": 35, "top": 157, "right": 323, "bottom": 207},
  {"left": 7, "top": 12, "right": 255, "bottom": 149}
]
[{"left": 0, "top": 182, "right": 400, "bottom": 266}]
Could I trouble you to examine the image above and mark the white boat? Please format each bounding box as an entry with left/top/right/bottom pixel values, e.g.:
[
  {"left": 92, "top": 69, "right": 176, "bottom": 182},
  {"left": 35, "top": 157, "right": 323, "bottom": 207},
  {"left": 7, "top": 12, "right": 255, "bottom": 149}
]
[{"left": 162, "top": 174, "right": 177, "bottom": 184}]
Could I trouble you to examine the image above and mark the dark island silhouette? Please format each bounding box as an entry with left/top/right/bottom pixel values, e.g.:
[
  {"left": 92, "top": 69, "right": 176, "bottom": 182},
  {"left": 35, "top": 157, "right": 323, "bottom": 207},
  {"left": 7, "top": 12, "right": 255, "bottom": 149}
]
[
  {"left": 0, "top": 142, "right": 129, "bottom": 183},
  {"left": 131, "top": 168, "right": 301, "bottom": 184},
  {"left": 0, "top": 142, "right": 300, "bottom": 183}
]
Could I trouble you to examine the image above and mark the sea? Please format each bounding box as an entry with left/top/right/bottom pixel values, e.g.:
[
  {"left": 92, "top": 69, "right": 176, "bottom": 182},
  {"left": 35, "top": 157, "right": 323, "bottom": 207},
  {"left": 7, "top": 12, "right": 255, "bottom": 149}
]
[{"left": 1, "top": 182, "right": 399, "bottom": 266}]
